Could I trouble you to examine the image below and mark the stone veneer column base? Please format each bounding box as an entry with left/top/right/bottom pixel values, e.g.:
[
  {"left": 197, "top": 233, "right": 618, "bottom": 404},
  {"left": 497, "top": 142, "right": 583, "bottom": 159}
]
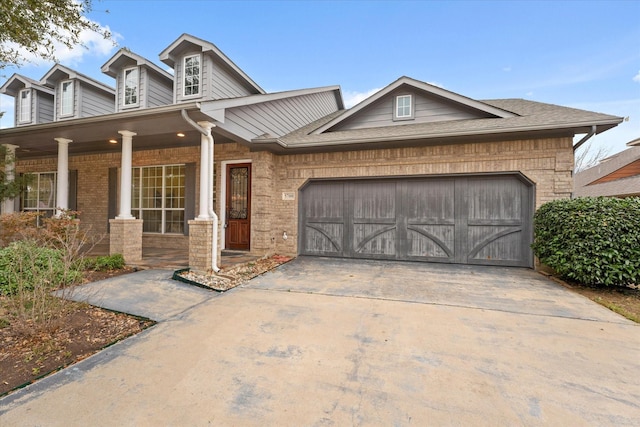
[
  {"left": 109, "top": 219, "right": 143, "bottom": 263},
  {"left": 188, "top": 219, "right": 215, "bottom": 274}
]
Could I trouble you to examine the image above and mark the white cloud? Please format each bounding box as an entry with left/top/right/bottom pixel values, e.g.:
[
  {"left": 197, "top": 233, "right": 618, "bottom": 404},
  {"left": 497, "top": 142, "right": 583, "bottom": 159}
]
[
  {"left": 633, "top": 70, "right": 640, "bottom": 83},
  {"left": 0, "top": 95, "right": 15, "bottom": 129},
  {"left": 426, "top": 81, "right": 445, "bottom": 89},
  {"left": 342, "top": 87, "right": 382, "bottom": 108},
  {"left": 3, "top": 20, "right": 120, "bottom": 67}
]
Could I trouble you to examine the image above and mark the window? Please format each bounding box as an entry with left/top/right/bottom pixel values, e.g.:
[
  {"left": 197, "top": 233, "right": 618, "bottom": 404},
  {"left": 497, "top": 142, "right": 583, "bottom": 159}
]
[
  {"left": 183, "top": 54, "right": 201, "bottom": 97},
  {"left": 22, "top": 172, "right": 57, "bottom": 221},
  {"left": 395, "top": 94, "right": 413, "bottom": 120},
  {"left": 60, "top": 80, "right": 74, "bottom": 116},
  {"left": 123, "top": 67, "right": 139, "bottom": 106},
  {"left": 18, "top": 89, "right": 31, "bottom": 123},
  {"left": 131, "top": 165, "right": 185, "bottom": 234}
]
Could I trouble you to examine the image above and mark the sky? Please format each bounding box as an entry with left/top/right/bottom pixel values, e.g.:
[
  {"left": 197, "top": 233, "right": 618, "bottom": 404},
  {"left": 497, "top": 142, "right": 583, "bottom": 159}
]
[{"left": 1, "top": 0, "right": 639, "bottom": 157}]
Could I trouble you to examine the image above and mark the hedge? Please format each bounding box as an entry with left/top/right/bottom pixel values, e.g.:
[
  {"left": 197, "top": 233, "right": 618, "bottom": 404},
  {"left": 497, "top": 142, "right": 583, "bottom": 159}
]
[{"left": 531, "top": 196, "right": 640, "bottom": 287}]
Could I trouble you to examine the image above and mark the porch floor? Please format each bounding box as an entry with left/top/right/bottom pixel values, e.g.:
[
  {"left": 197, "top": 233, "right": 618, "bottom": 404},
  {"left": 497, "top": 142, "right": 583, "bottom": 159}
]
[{"left": 87, "top": 245, "right": 258, "bottom": 271}]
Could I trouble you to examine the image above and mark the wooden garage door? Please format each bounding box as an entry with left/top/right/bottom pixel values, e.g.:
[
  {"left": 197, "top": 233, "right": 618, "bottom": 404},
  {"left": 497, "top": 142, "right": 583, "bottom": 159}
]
[{"left": 299, "top": 174, "right": 534, "bottom": 267}]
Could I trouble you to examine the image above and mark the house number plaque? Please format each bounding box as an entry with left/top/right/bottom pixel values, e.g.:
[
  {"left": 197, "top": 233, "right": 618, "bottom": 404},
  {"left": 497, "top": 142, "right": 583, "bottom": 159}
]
[{"left": 282, "top": 192, "right": 295, "bottom": 201}]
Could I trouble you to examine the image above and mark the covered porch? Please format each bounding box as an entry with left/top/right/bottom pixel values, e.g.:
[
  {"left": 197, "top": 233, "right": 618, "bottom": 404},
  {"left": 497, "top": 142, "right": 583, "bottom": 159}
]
[{"left": 1, "top": 103, "right": 242, "bottom": 273}]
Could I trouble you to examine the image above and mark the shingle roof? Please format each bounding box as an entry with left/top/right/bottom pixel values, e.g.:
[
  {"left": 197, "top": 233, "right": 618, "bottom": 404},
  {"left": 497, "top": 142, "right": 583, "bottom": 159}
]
[
  {"left": 273, "top": 99, "right": 622, "bottom": 149},
  {"left": 574, "top": 145, "right": 640, "bottom": 197}
]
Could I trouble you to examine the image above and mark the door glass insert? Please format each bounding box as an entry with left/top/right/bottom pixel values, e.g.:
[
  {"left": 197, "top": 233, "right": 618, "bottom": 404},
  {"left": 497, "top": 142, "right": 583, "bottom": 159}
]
[{"left": 229, "top": 167, "right": 249, "bottom": 219}]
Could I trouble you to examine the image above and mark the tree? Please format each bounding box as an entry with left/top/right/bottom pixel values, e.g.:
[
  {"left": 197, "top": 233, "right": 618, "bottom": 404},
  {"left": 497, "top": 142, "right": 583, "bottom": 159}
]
[
  {"left": 0, "top": 0, "right": 113, "bottom": 69},
  {"left": 574, "top": 140, "right": 611, "bottom": 173},
  {"left": 0, "top": 145, "right": 32, "bottom": 203}
]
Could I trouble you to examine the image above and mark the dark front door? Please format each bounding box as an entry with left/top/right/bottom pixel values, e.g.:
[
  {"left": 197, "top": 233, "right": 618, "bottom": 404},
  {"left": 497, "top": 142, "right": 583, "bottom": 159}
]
[{"left": 225, "top": 163, "right": 251, "bottom": 250}]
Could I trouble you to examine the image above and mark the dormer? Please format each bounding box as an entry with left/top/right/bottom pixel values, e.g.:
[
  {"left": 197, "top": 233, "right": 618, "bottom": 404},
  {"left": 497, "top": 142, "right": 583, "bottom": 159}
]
[
  {"left": 0, "top": 73, "right": 55, "bottom": 127},
  {"left": 41, "top": 64, "right": 115, "bottom": 120},
  {"left": 101, "top": 48, "right": 174, "bottom": 112},
  {"left": 159, "top": 33, "right": 264, "bottom": 103}
]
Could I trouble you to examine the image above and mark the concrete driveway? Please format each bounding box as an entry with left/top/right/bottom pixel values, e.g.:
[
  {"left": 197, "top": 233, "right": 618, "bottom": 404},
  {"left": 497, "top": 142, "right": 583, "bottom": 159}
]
[{"left": 1, "top": 257, "right": 639, "bottom": 426}]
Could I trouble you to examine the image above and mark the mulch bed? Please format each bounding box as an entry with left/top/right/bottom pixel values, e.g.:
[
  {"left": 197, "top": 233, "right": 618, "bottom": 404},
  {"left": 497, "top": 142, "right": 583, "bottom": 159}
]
[{"left": 0, "top": 255, "right": 292, "bottom": 397}]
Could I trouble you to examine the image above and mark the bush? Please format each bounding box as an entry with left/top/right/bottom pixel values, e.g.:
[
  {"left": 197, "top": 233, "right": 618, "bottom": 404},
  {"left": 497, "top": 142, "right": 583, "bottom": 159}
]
[
  {"left": 83, "top": 253, "right": 125, "bottom": 271},
  {"left": 532, "top": 197, "right": 640, "bottom": 287},
  {"left": 0, "top": 240, "right": 82, "bottom": 295}
]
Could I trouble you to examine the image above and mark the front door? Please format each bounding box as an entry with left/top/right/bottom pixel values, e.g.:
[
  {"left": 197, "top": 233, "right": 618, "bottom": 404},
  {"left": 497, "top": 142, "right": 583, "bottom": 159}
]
[{"left": 225, "top": 163, "right": 251, "bottom": 250}]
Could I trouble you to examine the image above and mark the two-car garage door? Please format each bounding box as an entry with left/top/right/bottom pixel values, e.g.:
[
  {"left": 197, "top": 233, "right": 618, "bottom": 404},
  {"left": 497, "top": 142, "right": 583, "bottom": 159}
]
[{"left": 299, "top": 174, "right": 534, "bottom": 267}]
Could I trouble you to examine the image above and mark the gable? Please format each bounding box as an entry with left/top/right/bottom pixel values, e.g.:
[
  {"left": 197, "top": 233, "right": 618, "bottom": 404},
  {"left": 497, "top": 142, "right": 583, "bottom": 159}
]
[
  {"left": 589, "top": 159, "right": 640, "bottom": 185},
  {"left": 328, "top": 86, "right": 496, "bottom": 132}
]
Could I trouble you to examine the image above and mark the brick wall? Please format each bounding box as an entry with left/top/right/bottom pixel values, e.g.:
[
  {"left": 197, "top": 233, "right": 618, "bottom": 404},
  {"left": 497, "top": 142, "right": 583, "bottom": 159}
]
[
  {"left": 267, "top": 137, "right": 574, "bottom": 255},
  {"left": 16, "top": 136, "right": 574, "bottom": 259}
]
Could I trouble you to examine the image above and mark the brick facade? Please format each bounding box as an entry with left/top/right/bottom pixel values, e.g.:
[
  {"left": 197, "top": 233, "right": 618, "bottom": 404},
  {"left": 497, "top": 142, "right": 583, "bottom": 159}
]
[{"left": 15, "top": 136, "right": 574, "bottom": 262}]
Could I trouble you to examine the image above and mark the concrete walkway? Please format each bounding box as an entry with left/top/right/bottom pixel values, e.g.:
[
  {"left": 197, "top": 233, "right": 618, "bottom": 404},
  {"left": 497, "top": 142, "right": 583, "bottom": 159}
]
[
  {"left": 62, "top": 269, "right": 214, "bottom": 321},
  {"left": 2, "top": 257, "right": 639, "bottom": 426}
]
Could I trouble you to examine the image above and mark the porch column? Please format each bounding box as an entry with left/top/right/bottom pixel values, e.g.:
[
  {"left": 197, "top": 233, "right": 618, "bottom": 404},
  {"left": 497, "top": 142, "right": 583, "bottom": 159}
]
[
  {"left": 109, "top": 130, "right": 142, "bottom": 264},
  {"left": 189, "top": 121, "right": 217, "bottom": 273},
  {"left": 196, "top": 122, "right": 215, "bottom": 220},
  {"left": 54, "top": 138, "right": 71, "bottom": 216},
  {"left": 1, "top": 144, "right": 18, "bottom": 214},
  {"left": 116, "top": 130, "right": 136, "bottom": 219}
]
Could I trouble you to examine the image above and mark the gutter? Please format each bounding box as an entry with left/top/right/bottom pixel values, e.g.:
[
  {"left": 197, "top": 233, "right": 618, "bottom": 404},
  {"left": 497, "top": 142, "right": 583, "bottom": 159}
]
[
  {"left": 572, "top": 125, "right": 597, "bottom": 152},
  {"left": 252, "top": 119, "right": 620, "bottom": 150},
  {"left": 181, "top": 108, "right": 220, "bottom": 273}
]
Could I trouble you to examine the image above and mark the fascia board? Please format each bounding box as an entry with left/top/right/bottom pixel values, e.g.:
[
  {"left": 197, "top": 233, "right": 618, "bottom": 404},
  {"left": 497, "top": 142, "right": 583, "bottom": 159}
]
[{"left": 281, "top": 118, "right": 624, "bottom": 150}]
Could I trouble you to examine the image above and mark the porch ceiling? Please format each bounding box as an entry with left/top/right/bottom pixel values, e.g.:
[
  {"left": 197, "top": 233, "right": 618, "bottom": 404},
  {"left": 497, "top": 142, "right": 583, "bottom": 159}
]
[{"left": 1, "top": 106, "right": 236, "bottom": 159}]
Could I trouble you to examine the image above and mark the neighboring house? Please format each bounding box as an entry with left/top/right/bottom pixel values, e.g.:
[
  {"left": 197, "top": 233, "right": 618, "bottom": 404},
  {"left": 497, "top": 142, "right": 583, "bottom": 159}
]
[
  {"left": 0, "top": 33, "right": 623, "bottom": 270},
  {"left": 574, "top": 138, "right": 640, "bottom": 198}
]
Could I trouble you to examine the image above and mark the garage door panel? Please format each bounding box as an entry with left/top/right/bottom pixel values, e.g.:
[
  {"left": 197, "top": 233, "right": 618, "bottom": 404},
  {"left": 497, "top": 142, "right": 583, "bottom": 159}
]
[
  {"left": 468, "top": 226, "right": 523, "bottom": 263},
  {"left": 353, "top": 224, "right": 397, "bottom": 257},
  {"left": 407, "top": 225, "right": 454, "bottom": 260},
  {"left": 404, "top": 179, "right": 455, "bottom": 220},
  {"left": 351, "top": 181, "right": 396, "bottom": 220},
  {"left": 468, "top": 177, "right": 523, "bottom": 221},
  {"left": 303, "top": 223, "right": 343, "bottom": 255},
  {"left": 300, "top": 181, "right": 345, "bottom": 256},
  {"left": 299, "top": 175, "right": 533, "bottom": 267}
]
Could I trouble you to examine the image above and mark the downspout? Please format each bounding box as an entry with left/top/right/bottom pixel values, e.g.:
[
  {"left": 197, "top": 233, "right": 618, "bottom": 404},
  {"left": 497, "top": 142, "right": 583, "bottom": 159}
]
[
  {"left": 573, "top": 125, "right": 597, "bottom": 151},
  {"left": 181, "top": 109, "right": 220, "bottom": 272}
]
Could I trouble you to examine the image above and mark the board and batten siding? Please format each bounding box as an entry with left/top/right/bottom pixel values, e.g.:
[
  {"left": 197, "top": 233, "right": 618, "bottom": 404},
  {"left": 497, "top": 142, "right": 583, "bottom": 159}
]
[
  {"left": 225, "top": 91, "right": 340, "bottom": 139},
  {"left": 332, "top": 90, "right": 490, "bottom": 131}
]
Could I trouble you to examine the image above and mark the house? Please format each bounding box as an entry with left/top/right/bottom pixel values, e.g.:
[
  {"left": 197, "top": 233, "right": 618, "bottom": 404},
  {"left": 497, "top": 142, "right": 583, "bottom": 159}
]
[
  {"left": 574, "top": 138, "right": 640, "bottom": 198},
  {"left": 0, "top": 33, "right": 623, "bottom": 270}
]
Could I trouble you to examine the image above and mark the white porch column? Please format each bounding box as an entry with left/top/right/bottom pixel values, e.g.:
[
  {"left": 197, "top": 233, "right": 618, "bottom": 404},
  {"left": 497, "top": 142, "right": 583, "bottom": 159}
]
[
  {"left": 116, "top": 130, "right": 136, "bottom": 219},
  {"left": 54, "top": 138, "right": 71, "bottom": 216},
  {"left": 196, "top": 121, "right": 215, "bottom": 220},
  {"left": 1, "top": 144, "right": 19, "bottom": 214}
]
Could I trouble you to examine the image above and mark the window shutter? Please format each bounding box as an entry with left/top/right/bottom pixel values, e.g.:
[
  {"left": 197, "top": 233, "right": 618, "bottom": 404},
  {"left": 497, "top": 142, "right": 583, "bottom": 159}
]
[
  {"left": 68, "top": 170, "right": 78, "bottom": 211},
  {"left": 184, "top": 163, "right": 196, "bottom": 235},
  {"left": 108, "top": 167, "right": 118, "bottom": 232}
]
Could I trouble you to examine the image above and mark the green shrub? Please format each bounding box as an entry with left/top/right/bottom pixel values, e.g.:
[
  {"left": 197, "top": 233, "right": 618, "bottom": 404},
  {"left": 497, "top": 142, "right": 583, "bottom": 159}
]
[
  {"left": 532, "top": 197, "right": 640, "bottom": 287},
  {"left": 82, "top": 253, "right": 125, "bottom": 271},
  {"left": 0, "top": 240, "right": 82, "bottom": 295}
]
